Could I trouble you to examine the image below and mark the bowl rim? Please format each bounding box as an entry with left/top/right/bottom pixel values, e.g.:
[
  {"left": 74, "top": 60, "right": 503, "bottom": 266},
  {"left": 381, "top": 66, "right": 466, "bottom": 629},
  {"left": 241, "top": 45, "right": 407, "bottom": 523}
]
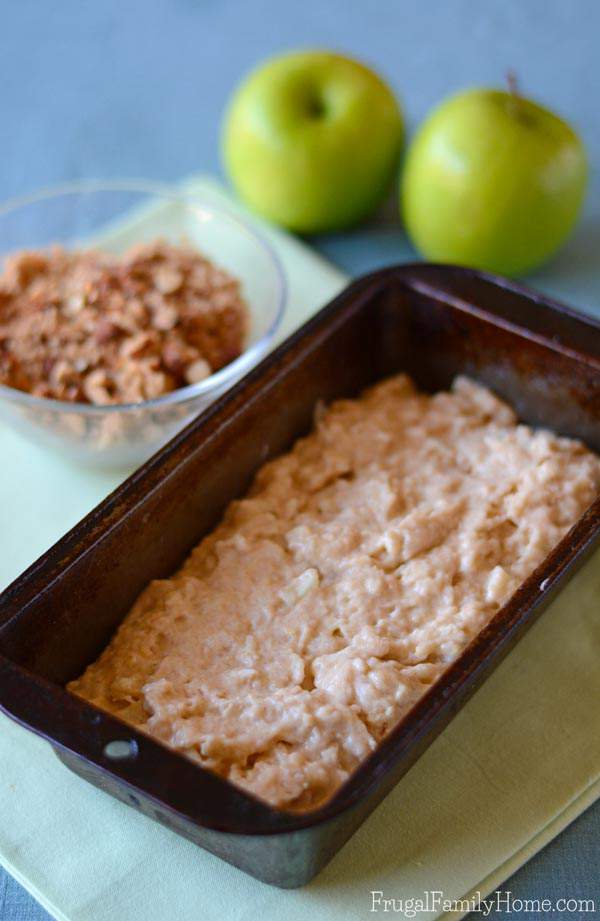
[{"left": 0, "top": 179, "right": 287, "bottom": 414}]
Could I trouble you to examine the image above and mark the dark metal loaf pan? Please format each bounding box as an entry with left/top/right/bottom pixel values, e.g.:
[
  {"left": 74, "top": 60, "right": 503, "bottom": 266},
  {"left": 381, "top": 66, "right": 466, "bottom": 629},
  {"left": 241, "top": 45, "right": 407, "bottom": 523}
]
[{"left": 1, "top": 265, "right": 599, "bottom": 888}]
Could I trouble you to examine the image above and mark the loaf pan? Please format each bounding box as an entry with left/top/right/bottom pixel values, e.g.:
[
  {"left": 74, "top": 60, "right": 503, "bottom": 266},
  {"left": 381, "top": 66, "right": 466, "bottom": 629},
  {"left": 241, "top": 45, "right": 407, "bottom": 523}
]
[{"left": 1, "top": 264, "right": 599, "bottom": 888}]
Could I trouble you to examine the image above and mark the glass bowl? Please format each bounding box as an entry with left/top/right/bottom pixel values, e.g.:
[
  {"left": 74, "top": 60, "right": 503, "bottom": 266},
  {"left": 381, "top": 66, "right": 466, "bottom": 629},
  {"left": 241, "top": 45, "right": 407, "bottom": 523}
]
[{"left": 0, "top": 181, "right": 286, "bottom": 468}]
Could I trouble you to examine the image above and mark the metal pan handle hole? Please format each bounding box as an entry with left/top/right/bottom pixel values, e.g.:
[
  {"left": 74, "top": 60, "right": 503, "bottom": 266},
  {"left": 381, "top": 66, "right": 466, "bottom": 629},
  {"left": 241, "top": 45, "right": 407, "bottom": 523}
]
[{"left": 103, "top": 739, "right": 139, "bottom": 761}]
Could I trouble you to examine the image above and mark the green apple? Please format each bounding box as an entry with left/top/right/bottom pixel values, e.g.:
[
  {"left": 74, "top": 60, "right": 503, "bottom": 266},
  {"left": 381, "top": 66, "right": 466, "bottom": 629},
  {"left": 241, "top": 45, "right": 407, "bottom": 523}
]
[
  {"left": 222, "top": 50, "right": 404, "bottom": 233},
  {"left": 401, "top": 87, "right": 587, "bottom": 277}
]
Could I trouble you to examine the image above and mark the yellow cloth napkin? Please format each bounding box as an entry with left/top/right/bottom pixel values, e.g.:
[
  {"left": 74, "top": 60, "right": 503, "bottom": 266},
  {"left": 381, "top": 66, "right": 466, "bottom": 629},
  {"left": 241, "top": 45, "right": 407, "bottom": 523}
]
[{"left": 0, "top": 178, "right": 599, "bottom": 921}]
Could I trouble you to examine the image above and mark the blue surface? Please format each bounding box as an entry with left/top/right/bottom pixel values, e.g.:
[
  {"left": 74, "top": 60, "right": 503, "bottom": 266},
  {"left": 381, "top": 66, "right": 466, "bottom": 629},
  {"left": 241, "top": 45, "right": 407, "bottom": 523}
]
[{"left": 1, "top": 1, "right": 599, "bottom": 918}]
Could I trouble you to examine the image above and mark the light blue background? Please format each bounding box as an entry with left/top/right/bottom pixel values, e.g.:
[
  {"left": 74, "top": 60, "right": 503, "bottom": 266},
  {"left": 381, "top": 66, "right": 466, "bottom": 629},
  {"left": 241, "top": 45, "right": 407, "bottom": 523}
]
[{"left": 1, "top": 1, "right": 599, "bottom": 918}]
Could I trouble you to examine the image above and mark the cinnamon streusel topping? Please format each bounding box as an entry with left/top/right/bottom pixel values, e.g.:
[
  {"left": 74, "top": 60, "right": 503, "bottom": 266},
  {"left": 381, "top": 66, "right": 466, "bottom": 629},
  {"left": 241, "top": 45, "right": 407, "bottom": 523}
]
[{"left": 0, "top": 240, "right": 247, "bottom": 404}]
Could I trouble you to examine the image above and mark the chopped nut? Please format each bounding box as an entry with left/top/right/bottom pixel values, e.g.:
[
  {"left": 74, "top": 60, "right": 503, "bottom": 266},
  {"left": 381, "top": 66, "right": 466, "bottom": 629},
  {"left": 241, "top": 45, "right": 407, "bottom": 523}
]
[
  {"left": 185, "top": 358, "right": 212, "bottom": 385},
  {"left": 83, "top": 369, "right": 114, "bottom": 405},
  {"left": 153, "top": 304, "right": 178, "bottom": 331},
  {"left": 6, "top": 251, "right": 48, "bottom": 287},
  {"left": 94, "top": 319, "right": 119, "bottom": 345},
  {"left": 161, "top": 341, "right": 184, "bottom": 374},
  {"left": 120, "top": 330, "right": 160, "bottom": 359},
  {"left": 143, "top": 367, "right": 173, "bottom": 399},
  {"left": 154, "top": 267, "right": 183, "bottom": 295},
  {"left": 51, "top": 360, "right": 73, "bottom": 384}
]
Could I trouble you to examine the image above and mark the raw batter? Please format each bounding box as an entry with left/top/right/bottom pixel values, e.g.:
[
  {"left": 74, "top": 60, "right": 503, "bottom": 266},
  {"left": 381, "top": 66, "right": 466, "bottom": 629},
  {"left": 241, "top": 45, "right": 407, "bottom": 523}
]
[{"left": 69, "top": 375, "right": 600, "bottom": 810}]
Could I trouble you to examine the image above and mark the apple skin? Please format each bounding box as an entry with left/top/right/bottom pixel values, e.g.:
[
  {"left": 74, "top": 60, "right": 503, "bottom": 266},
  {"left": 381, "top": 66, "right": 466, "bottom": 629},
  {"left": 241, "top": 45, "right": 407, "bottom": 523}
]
[
  {"left": 222, "top": 50, "right": 404, "bottom": 233},
  {"left": 401, "top": 88, "right": 587, "bottom": 277}
]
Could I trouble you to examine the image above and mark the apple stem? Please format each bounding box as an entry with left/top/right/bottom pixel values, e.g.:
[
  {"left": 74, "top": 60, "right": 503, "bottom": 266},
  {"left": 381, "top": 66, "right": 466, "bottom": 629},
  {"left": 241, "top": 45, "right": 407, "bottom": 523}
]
[
  {"left": 506, "top": 69, "right": 525, "bottom": 119},
  {"left": 506, "top": 70, "right": 520, "bottom": 98}
]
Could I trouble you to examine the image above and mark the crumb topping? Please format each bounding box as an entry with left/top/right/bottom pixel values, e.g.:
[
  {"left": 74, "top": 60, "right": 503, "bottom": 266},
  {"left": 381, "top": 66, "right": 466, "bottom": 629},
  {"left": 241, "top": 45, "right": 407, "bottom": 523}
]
[{"left": 0, "top": 240, "right": 247, "bottom": 404}]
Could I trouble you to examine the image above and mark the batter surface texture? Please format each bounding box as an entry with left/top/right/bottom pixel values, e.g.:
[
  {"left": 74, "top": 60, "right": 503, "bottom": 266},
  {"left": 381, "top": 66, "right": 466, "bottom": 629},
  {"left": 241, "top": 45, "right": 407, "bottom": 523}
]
[{"left": 69, "top": 375, "right": 600, "bottom": 810}]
